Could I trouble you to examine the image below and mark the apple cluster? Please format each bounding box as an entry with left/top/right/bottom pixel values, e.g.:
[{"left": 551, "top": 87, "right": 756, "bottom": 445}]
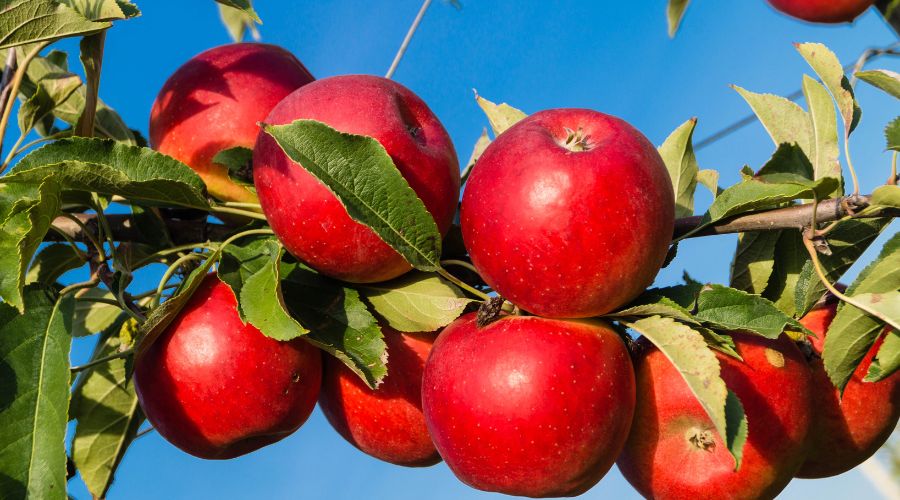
[{"left": 134, "top": 43, "right": 898, "bottom": 499}]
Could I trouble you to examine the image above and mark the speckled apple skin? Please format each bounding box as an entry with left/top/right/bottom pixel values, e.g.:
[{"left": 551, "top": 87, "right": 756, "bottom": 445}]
[
  {"left": 618, "top": 333, "right": 814, "bottom": 500},
  {"left": 422, "top": 313, "right": 635, "bottom": 497},
  {"left": 460, "top": 109, "right": 674, "bottom": 318},
  {"left": 319, "top": 326, "right": 439, "bottom": 467},
  {"left": 253, "top": 75, "right": 460, "bottom": 283},
  {"left": 796, "top": 300, "right": 899, "bottom": 478},
  {"left": 133, "top": 275, "right": 322, "bottom": 459},
  {"left": 150, "top": 43, "right": 314, "bottom": 202},
  {"left": 767, "top": 0, "right": 873, "bottom": 23}
]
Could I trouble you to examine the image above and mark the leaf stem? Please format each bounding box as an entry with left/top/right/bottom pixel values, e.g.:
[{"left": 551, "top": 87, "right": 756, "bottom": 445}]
[
  {"left": 802, "top": 237, "right": 900, "bottom": 331},
  {"left": 802, "top": 197, "right": 900, "bottom": 331},
  {"left": 889, "top": 152, "right": 897, "bottom": 186},
  {"left": 437, "top": 267, "right": 491, "bottom": 301},
  {"left": 0, "top": 41, "right": 51, "bottom": 169},
  {"left": 221, "top": 201, "right": 263, "bottom": 211},
  {"left": 58, "top": 213, "right": 105, "bottom": 259},
  {"left": 385, "top": 0, "right": 433, "bottom": 79},
  {"left": 131, "top": 243, "right": 216, "bottom": 269},
  {"left": 59, "top": 278, "right": 100, "bottom": 297},
  {"left": 844, "top": 133, "right": 861, "bottom": 196},
  {"left": 70, "top": 348, "right": 134, "bottom": 373},
  {"left": 74, "top": 296, "right": 121, "bottom": 307},
  {"left": 441, "top": 259, "right": 479, "bottom": 274},
  {"left": 210, "top": 205, "right": 269, "bottom": 221},
  {"left": 152, "top": 253, "right": 205, "bottom": 308},
  {"left": 48, "top": 225, "right": 89, "bottom": 262}
]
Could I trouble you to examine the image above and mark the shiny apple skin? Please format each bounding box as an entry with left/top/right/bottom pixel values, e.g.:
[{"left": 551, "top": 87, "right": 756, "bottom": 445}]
[
  {"left": 133, "top": 275, "right": 322, "bottom": 459},
  {"left": 460, "top": 108, "right": 674, "bottom": 318}
]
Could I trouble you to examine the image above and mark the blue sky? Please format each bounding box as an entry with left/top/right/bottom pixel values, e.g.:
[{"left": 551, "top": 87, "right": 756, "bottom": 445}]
[{"left": 48, "top": 1, "right": 899, "bottom": 498}]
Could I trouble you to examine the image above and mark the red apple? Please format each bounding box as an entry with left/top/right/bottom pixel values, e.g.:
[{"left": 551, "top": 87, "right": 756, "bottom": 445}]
[
  {"left": 319, "top": 326, "right": 439, "bottom": 467},
  {"left": 422, "top": 313, "right": 635, "bottom": 497},
  {"left": 253, "top": 75, "right": 460, "bottom": 283},
  {"left": 150, "top": 43, "right": 314, "bottom": 202},
  {"left": 460, "top": 109, "right": 674, "bottom": 318},
  {"left": 767, "top": 0, "right": 874, "bottom": 23},
  {"left": 796, "top": 295, "right": 899, "bottom": 478},
  {"left": 617, "top": 333, "right": 814, "bottom": 499},
  {"left": 133, "top": 274, "right": 322, "bottom": 459}
]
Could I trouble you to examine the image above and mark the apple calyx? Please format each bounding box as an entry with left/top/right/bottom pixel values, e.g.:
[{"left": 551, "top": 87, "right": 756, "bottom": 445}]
[
  {"left": 561, "top": 127, "right": 594, "bottom": 152},
  {"left": 687, "top": 428, "right": 716, "bottom": 451}
]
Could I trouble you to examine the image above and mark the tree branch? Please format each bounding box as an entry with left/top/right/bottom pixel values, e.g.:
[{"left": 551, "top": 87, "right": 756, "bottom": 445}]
[
  {"left": 674, "top": 194, "right": 899, "bottom": 238},
  {"left": 45, "top": 194, "right": 896, "bottom": 246}
]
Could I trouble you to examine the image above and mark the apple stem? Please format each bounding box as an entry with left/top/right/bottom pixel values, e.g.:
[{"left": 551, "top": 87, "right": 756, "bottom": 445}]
[{"left": 385, "top": 0, "right": 433, "bottom": 80}]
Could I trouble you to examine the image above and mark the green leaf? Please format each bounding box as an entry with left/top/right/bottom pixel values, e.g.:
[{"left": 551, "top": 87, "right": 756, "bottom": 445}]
[
  {"left": 262, "top": 119, "right": 442, "bottom": 271},
  {"left": 724, "top": 390, "right": 749, "bottom": 470},
  {"left": 17, "top": 73, "right": 81, "bottom": 135},
  {"left": 70, "top": 334, "right": 143, "bottom": 499},
  {"left": 60, "top": 0, "right": 141, "bottom": 21},
  {"left": 240, "top": 241, "right": 309, "bottom": 340},
  {"left": 358, "top": 272, "right": 473, "bottom": 332},
  {"left": 697, "top": 169, "right": 721, "bottom": 199},
  {"left": 658, "top": 118, "right": 699, "bottom": 218},
  {"left": 0, "top": 0, "right": 109, "bottom": 49},
  {"left": 699, "top": 327, "right": 743, "bottom": 360},
  {"left": 886, "top": 117, "right": 900, "bottom": 151},
  {"left": 730, "top": 231, "right": 779, "bottom": 294},
  {"left": 281, "top": 264, "right": 387, "bottom": 388},
  {"left": 217, "top": 235, "right": 272, "bottom": 318},
  {"left": 695, "top": 285, "right": 809, "bottom": 338},
  {"left": 704, "top": 171, "right": 836, "bottom": 227},
  {"left": 801, "top": 75, "right": 842, "bottom": 194},
  {"left": 212, "top": 146, "right": 254, "bottom": 185},
  {"left": 865, "top": 330, "right": 900, "bottom": 382},
  {"left": 606, "top": 286, "right": 701, "bottom": 324},
  {"left": 666, "top": 0, "right": 691, "bottom": 37},
  {"left": 762, "top": 230, "right": 808, "bottom": 317},
  {"left": 824, "top": 233, "right": 900, "bottom": 391},
  {"left": 218, "top": 3, "right": 260, "bottom": 42},
  {"left": 214, "top": 0, "right": 260, "bottom": 22},
  {"left": 26, "top": 243, "right": 84, "bottom": 285},
  {"left": 795, "top": 43, "right": 861, "bottom": 135},
  {"left": 0, "top": 181, "right": 62, "bottom": 311},
  {"left": 474, "top": 94, "right": 527, "bottom": 137},
  {"left": 856, "top": 69, "right": 900, "bottom": 99},
  {"left": 793, "top": 218, "right": 888, "bottom": 316},
  {"left": 464, "top": 128, "right": 491, "bottom": 175},
  {"left": 850, "top": 291, "right": 900, "bottom": 325},
  {"left": 17, "top": 50, "right": 134, "bottom": 144},
  {"left": 623, "top": 316, "right": 747, "bottom": 469},
  {"left": 71, "top": 289, "right": 122, "bottom": 337},
  {"left": 0, "top": 287, "right": 73, "bottom": 499},
  {"left": 870, "top": 185, "right": 900, "bottom": 209},
  {"left": 732, "top": 85, "right": 812, "bottom": 156},
  {"left": 8, "top": 138, "right": 209, "bottom": 209}
]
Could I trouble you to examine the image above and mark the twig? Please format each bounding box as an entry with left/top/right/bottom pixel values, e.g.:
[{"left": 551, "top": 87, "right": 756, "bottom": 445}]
[
  {"left": 46, "top": 194, "right": 895, "bottom": 246},
  {"left": 385, "top": 0, "right": 433, "bottom": 79},
  {"left": 672, "top": 194, "right": 895, "bottom": 238}
]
